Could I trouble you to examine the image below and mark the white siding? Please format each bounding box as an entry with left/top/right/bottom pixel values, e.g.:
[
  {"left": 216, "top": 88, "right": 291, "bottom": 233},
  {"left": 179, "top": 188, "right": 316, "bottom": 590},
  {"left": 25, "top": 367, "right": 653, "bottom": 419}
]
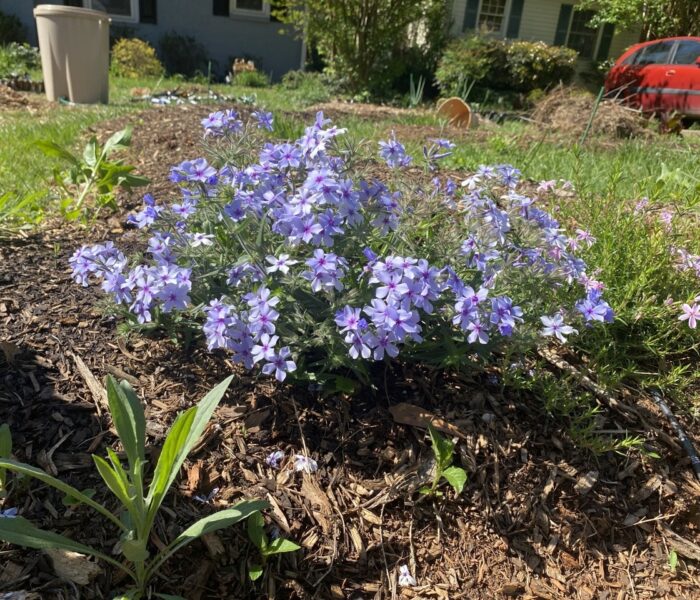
[{"left": 449, "top": 0, "right": 642, "bottom": 61}]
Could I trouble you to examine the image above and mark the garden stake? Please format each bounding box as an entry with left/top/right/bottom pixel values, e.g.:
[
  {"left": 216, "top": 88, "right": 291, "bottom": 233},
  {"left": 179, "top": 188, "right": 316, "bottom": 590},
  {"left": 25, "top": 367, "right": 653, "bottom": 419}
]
[
  {"left": 579, "top": 86, "right": 605, "bottom": 146},
  {"left": 650, "top": 389, "right": 700, "bottom": 481}
]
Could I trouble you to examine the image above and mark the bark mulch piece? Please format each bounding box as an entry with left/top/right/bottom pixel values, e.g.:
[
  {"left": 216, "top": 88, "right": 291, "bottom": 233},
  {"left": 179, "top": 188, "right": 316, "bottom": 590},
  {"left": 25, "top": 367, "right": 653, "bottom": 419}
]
[{"left": 1, "top": 104, "right": 699, "bottom": 599}]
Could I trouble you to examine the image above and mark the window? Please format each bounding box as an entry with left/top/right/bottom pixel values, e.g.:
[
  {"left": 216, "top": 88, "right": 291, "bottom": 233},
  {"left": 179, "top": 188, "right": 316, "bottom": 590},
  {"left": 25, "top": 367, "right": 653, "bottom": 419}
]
[
  {"left": 231, "top": 0, "right": 270, "bottom": 18},
  {"left": 672, "top": 40, "right": 700, "bottom": 65},
  {"left": 635, "top": 41, "right": 674, "bottom": 66},
  {"left": 478, "top": 0, "right": 507, "bottom": 33},
  {"left": 565, "top": 9, "right": 597, "bottom": 59},
  {"left": 86, "top": 0, "right": 138, "bottom": 23}
]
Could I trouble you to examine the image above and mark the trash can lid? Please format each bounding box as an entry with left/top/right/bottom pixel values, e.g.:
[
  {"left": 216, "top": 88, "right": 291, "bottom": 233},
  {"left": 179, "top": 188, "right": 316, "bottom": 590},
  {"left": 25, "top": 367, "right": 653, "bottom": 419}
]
[{"left": 33, "top": 4, "right": 109, "bottom": 21}]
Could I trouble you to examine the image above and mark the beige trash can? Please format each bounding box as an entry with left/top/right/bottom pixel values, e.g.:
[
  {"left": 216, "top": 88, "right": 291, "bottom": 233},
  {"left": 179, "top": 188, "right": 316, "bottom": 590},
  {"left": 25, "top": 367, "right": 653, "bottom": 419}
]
[{"left": 34, "top": 4, "right": 110, "bottom": 104}]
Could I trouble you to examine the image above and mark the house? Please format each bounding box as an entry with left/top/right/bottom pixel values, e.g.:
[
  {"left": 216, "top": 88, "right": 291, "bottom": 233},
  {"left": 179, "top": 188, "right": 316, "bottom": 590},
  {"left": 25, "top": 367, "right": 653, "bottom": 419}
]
[
  {"left": 3, "top": 0, "right": 303, "bottom": 79},
  {"left": 449, "top": 0, "right": 641, "bottom": 63}
]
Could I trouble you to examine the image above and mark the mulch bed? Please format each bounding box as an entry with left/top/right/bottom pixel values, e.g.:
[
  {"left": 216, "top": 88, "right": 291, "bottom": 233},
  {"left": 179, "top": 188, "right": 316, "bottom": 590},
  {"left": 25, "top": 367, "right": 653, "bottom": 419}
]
[{"left": 1, "top": 104, "right": 700, "bottom": 600}]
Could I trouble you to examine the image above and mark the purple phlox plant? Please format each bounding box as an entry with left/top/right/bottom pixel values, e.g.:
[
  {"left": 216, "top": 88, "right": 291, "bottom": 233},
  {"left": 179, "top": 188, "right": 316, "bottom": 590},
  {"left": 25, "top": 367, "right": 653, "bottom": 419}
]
[
  {"left": 378, "top": 132, "right": 412, "bottom": 168},
  {"left": 193, "top": 487, "right": 220, "bottom": 504},
  {"left": 0, "top": 507, "right": 18, "bottom": 519},
  {"left": 266, "top": 253, "right": 298, "bottom": 275},
  {"left": 265, "top": 450, "right": 285, "bottom": 469},
  {"left": 679, "top": 302, "right": 700, "bottom": 329},
  {"left": 540, "top": 314, "right": 577, "bottom": 343},
  {"left": 252, "top": 111, "right": 274, "bottom": 131},
  {"left": 293, "top": 454, "right": 318, "bottom": 473},
  {"left": 398, "top": 565, "right": 417, "bottom": 587}
]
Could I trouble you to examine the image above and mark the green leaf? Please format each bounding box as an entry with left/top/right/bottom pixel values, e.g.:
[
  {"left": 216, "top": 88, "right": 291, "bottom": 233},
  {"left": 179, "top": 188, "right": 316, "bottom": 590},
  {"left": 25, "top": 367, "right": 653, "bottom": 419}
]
[
  {"left": 0, "top": 458, "right": 124, "bottom": 532},
  {"left": 247, "top": 510, "right": 267, "bottom": 551},
  {"left": 146, "top": 376, "right": 234, "bottom": 520},
  {"left": 105, "top": 376, "right": 146, "bottom": 472},
  {"left": 0, "top": 516, "right": 130, "bottom": 575},
  {"left": 62, "top": 487, "right": 95, "bottom": 506},
  {"left": 103, "top": 127, "right": 132, "bottom": 156},
  {"left": 154, "top": 595, "right": 187, "bottom": 600},
  {"left": 146, "top": 501, "right": 267, "bottom": 579},
  {"left": 82, "top": 137, "right": 98, "bottom": 168},
  {"left": 121, "top": 538, "right": 149, "bottom": 562},
  {"left": 441, "top": 466, "right": 467, "bottom": 495},
  {"left": 93, "top": 455, "right": 132, "bottom": 508},
  {"left": 0, "top": 423, "right": 11, "bottom": 490},
  {"left": 428, "top": 424, "right": 454, "bottom": 470},
  {"left": 34, "top": 140, "right": 79, "bottom": 165},
  {"left": 248, "top": 564, "right": 264, "bottom": 581},
  {"left": 265, "top": 537, "right": 301, "bottom": 556}
]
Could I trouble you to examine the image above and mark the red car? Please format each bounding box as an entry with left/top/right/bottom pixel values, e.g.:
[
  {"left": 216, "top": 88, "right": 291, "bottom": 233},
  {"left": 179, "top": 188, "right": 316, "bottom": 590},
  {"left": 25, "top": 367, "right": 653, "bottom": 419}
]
[{"left": 605, "top": 36, "right": 700, "bottom": 121}]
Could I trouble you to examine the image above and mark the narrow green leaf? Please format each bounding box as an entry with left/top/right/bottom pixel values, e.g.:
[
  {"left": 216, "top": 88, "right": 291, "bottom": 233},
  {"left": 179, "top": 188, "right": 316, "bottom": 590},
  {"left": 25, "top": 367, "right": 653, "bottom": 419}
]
[
  {"left": 146, "top": 501, "right": 267, "bottom": 578},
  {"left": 154, "top": 595, "right": 187, "bottom": 600},
  {"left": 0, "top": 516, "right": 130, "bottom": 575},
  {"left": 442, "top": 466, "right": 467, "bottom": 495},
  {"left": 103, "top": 127, "right": 132, "bottom": 156},
  {"left": 0, "top": 458, "right": 124, "bottom": 532},
  {"left": 0, "top": 423, "right": 11, "bottom": 489},
  {"left": 249, "top": 564, "right": 264, "bottom": 581},
  {"left": 93, "top": 455, "right": 132, "bottom": 508},
  {"left": 82, "top": 138, "right": 98, "bottom": 168},
  {"left": 146, "top": 376, "right": 234, "bottom": 519},
  {"left": 146, "top": 407, "right": 196, "bottom": 521},
  {"left": 265, "top": 537, "right": 301, "bottom": 556},
  {"left": 62, "top": 488, "right": 95, "bottom": 506},
  {"left": 34, "top": 140, "right": 79, "bottom": 165},
  {"left": 428, "top": 424, "right": 453, "bottom": 470},
  {"left": 247, "top": 510, "right": 266, "bottom": 551},
  {"left": 106, "top": 376, "right": 146, "bottom": 471}
]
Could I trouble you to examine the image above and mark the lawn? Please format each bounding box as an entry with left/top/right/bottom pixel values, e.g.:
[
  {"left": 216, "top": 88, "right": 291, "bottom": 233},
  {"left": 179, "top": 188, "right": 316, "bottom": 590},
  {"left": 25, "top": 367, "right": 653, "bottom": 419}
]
[{"left": 1, "top": 75, "right": 700, "bottom": 599}]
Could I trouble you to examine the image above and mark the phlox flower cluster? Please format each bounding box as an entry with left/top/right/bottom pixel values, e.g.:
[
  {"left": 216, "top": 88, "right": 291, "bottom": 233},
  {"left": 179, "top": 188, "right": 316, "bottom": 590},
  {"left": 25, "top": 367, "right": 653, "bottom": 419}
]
[{"left": 70, "top": 109, "right": 614, "bottom": 384}]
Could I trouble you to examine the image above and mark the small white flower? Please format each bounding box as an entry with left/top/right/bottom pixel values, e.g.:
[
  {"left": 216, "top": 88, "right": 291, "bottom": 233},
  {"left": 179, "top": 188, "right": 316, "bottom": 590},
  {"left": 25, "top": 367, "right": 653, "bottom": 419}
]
[
  {"left": 398, "top": 564, "right": 416, "bottom": 587},
  {"left": 293, "top": 454, "right": 318, "bottom": 473},
  {"left": 265, "top": 254, "right": 298, "bottom": 275},
  {"left": 189, "top": 232, "right": 214, "bottom": 247},
  {"left": 266, "top": 450, "right": 285, "bottom": 469}
]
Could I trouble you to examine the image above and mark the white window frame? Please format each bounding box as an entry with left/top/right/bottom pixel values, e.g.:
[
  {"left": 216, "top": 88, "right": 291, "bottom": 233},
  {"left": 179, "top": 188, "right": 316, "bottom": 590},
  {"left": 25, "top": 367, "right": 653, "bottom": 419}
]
[
  {"left": 230, "top": 0, "right": 271, "bottom": 20},
  {"left": 86, "top": 0, "right": 139, "bottom": 24},
  {"left": 476, "top": 0, "right": 511, "bottom": 37}
]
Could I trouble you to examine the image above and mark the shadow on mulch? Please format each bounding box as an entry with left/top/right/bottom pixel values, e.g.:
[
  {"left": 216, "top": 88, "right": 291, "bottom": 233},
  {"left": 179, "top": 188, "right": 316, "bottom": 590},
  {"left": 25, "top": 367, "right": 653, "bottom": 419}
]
[{"left": 1, "top": 104, "right": 699, "bottom": 599}]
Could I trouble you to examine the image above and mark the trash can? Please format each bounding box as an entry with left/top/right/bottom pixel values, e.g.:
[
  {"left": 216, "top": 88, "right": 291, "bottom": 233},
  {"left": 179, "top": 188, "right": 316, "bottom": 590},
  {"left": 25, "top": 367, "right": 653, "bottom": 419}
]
[{"left": 34, "top": 4, "right": 110, "bottom": 104}]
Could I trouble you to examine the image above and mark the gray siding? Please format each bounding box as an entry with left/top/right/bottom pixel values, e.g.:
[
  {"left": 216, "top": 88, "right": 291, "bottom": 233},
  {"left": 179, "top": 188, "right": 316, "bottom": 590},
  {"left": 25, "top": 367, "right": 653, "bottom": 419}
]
[{"left": 0, "top": 0, "right": 303, "bottom": 80}]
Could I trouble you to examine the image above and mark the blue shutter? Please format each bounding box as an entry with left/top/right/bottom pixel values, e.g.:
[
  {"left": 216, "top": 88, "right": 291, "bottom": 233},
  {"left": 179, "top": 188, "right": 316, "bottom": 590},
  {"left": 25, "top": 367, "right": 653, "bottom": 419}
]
[
  {"left": 553, "top": 4, "right": 573, "bottom": 46},
  {"left": 596, "top": 23, "right": 615, "bottom": 61},
  {"left": 213, "top": 0, "right": 229, "bottom": 17},
  {"left": 506, "top": 0, "right": 524, "bottom": 38},
  {"left": 463, "top": 0, "right": 480, "bottom": 31}
]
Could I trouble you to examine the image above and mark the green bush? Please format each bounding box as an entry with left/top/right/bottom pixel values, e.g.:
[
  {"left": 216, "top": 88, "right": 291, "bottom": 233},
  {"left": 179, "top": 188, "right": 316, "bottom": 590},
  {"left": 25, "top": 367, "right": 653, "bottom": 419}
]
[
  {"left": 234, "top": 70, "right": 270, "bottom": 88},
  {"left": 159, "top": 31, "right": 209, "bottom": 78},
  {"left": 0, "top": 42, "right": 40, "bottom": 78},
  {"left": 281, "top": 70, "right": 332, "bottom": 102},
  {"left": 111, "top": 38, "right": 164, "bottom": 79},
  {"left": 436, "top": 36, "right": 577, "bottom": 98},
  {"left": 0, "top": 10, "right": 26, "bottom": 44}
]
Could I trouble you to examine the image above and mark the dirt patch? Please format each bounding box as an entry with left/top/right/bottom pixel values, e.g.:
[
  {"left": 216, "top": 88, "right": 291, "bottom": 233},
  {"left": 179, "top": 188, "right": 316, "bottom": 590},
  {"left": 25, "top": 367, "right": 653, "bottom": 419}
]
[
  {"left": 1, "top": 104, "right": 700, "bottom": 599},
  {"left": 532, "top": 87, "right": 655, "bottom": 139},
  {"left": 0, "top": 85, "right": 46, "bottom": 112}
]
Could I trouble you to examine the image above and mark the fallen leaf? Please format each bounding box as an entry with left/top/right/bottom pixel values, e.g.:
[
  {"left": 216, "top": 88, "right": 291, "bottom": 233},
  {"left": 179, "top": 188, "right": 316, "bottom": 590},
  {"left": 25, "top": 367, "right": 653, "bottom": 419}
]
[
  {"left": 388, "top": 403, "right": 468, "bottom": 440},
  {"left": 44, "top": 549, "right": 102, "bottom": 585}
]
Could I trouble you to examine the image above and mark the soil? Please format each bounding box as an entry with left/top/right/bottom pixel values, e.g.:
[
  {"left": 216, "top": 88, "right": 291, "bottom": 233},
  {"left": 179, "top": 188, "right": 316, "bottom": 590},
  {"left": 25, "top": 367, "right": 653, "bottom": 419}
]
[{"left": 1, "top": 104, "right": 700, "bottom": 600}]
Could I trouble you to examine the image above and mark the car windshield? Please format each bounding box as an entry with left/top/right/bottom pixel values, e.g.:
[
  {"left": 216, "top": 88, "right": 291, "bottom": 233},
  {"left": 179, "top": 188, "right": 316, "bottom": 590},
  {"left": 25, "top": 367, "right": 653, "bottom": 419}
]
[
  {"left": 672, "top": 40, "right": 700, "bottom": 65},
  {"left": 635, "top": 41, "right": 675, "bottom": 65}
]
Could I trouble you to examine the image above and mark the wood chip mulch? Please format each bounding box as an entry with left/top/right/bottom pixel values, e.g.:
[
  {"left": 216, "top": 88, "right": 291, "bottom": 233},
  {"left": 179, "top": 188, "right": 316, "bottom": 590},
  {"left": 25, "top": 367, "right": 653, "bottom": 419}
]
[{"left": 1, "top": 104, "right": 699, "bottom": 599}]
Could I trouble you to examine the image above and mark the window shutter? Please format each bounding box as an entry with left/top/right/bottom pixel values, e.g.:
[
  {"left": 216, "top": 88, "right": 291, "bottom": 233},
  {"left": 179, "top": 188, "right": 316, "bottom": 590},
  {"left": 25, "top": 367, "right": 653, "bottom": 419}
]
[
  {"left": 596, "top": 22, "right": 615, "bottom": 61},
  {"left": 462, "top": 0, "right": 480, "bottom": 31},
  {"left": 139, "top": 0, "right": 157, "bottom": 24},
  {"left": 553, "top": 4, "right": 572, "bottom": 46},
  {"left": 213, "top": 0, "right": 230, "bottom": 17},
  {"left": 506, "top": 0, "right": 524, "bottom": 38}
]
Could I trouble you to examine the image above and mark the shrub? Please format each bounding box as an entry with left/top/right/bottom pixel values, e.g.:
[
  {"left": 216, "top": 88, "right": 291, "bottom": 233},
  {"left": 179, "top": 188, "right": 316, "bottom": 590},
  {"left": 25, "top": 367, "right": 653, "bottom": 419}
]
[
  {"left": 436, "top": 36, "right": 577, "bottom": 97},
  {"left": 70, "top": 110, "right": 612, "bottom": 389},
  {"left": 159, "top": 31, "right": 209, "bottom": 78},
  {"left": 281, "top": 70, "right": 332, "bottom": 103},
  {"left": 234, "top": 70, "right": 270, "bottom": 88},
  {"left": 0, "top": 42, "right": 40, "bottom": 78},
  {"left": 111, "top": 38, "right": 164, "bottom": 79},
  {"left": 0, "top": 10, "right": 26, "bottom": 44}
]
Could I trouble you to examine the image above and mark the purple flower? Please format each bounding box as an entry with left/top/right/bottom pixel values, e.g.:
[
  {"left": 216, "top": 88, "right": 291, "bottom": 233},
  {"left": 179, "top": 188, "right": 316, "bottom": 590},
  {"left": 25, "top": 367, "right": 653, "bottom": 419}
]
[
  {"left": 252, "top": 111, "right": 274, "bottom": 131},
  {"left": 398, "top": 565, "right": 416, "bottom": 587},
  {"left": 467, "top": 320, "right": 489, "bottom": 344},
  {"left": 265, "top": 254, "right": 297, "bottom": 275},
  {"left": 252, "top": 333, "right": 278, "bottom": 364},
  {"left": 265, "top": 450, "right": 285, "bottom": 469},
  {"left": 679, "top": 303, "right": 700, "bottom": 329},
  {"left": 0, "top": 507, "right": 18, "bottom": 519},
  {"left": 262, "top": 347, "right": 296, "bottom": 381},
  {"left": 293, "top": 454, "right": 318, "bottom": 473},
  {"left": 540, "top": 314, "right": 577, "bottom": 342},
  {"left": 378, "top": 133, "right": 412, "bottom": 168}
]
